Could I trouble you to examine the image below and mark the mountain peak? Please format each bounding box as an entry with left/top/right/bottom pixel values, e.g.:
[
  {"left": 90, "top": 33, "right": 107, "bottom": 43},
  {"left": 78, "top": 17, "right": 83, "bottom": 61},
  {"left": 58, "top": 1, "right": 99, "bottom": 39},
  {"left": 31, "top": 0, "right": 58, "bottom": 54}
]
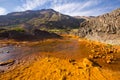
[{"left": 6, "top": 9, "right": 56, "bottom": 16}]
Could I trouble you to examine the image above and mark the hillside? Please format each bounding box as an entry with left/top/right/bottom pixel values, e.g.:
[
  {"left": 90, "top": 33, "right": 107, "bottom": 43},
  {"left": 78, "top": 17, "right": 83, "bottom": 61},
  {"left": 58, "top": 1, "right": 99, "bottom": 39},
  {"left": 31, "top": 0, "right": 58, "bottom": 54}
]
[
  {"left": 78, "top": 8, "right": 120, "bottom": 45},
  {"left": 0, "top": 9, "right": 85, "bottom": 29}
]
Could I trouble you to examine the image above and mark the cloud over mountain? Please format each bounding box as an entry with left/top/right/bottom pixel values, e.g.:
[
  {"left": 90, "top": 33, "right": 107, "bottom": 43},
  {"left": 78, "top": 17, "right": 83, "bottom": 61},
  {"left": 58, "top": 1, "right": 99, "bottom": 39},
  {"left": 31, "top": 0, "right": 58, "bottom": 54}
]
[
  {"left": 0, "top": 7, "right": 7, "bottom": 15},
  {"left": 0, "top": 0, "right": 120, "bottom": 16}
]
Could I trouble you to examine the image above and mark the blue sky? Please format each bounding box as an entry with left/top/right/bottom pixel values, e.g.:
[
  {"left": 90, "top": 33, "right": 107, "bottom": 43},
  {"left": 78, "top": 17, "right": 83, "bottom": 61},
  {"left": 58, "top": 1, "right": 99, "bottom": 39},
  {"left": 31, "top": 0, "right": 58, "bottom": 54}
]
[{"left": 0, "top": 0, "right": 120, "bottom": 16}]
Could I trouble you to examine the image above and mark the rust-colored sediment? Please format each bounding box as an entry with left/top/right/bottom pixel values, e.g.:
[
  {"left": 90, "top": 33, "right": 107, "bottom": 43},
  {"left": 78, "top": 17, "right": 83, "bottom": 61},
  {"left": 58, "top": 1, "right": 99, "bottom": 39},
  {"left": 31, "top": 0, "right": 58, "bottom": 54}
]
[{"left": 0, "top": 36, "right": 120, "bottom": 80}]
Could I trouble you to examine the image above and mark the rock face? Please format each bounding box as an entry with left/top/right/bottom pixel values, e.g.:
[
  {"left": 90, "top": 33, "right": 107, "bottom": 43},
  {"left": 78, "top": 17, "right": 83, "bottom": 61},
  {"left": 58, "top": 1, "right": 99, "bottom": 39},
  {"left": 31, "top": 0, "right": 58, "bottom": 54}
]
[{"left": 78, "top": 8, "right": 120, "bottom": 45}]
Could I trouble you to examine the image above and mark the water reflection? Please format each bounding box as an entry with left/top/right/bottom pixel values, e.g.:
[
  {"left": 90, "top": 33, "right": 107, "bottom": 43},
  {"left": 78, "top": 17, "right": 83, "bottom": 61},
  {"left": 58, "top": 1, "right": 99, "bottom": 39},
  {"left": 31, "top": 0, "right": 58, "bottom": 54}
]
[{"left": 0, "top": 45, "right": 15, "bottom": 62}]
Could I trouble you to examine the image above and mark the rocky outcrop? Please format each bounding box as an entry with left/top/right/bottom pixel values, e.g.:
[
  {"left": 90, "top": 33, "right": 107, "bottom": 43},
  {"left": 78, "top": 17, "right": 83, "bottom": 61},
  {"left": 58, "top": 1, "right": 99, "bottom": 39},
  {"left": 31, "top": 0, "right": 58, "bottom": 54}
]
[{"left": 78, "top": 8, "right": 120, "bottom": 45}]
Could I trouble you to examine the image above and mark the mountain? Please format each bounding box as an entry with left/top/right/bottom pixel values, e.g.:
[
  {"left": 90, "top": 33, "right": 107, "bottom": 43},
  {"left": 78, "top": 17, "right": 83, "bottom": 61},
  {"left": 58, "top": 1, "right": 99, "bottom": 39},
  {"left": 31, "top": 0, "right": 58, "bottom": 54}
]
[
  {"left": 0, "top": 9, "right": 85, "bottom": 29},
  {"left": 78, "top": 8, "right": 120, "bottom": 45}
]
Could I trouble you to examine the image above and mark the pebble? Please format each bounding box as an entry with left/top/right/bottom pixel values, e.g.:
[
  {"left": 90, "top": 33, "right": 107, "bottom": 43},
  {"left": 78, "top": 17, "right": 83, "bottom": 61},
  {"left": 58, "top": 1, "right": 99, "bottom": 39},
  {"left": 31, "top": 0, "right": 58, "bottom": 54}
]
[{"left": 6, "top": 51, "right": 9, "bottom": 53}]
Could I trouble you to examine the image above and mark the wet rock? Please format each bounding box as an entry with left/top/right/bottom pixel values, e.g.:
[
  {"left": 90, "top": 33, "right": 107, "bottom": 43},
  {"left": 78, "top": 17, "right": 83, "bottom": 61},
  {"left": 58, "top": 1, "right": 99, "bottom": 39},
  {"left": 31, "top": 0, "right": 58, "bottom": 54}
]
[
  {"left": 6, "top": 50, "right": 9, "bottom": 53},
  {"left": 72, "top": 63, "right": 76, "bottom": 65},
  {"left": 105, "top": 55, "right": 114, "bottom": 64},
  {"left": 47, "top": 59, "right": 51, "bottom": 62},
  {"left": 106, "top": 55, "right": 114, "bottom": 60},
  {"left": 2, "top": 44, "right": 7, "bottom": 47},
  {"left": 98, "top": 54, "right": 102, "bottom": 58},
  {"left": 16, "top": 45, "right": 21, "bottom": 47},
  {"left": 78, "top": 67, "right": 83, "bottom": 69},
  {"left": 68, "top": 72, "right": 72, "bottom": 76},
  {"left": 89, "top": 54, "right": 94, "bottom": 59},
  {"left": 83, "top": 58, "right": 93, "bottom": 67},
  {"left": 91, "top": 50, "right": 95, "bottom": 53},
  {"left": 61, "top": 75, "right": 67, "bottom": 80},
  {"left": 69, "top": 59, "right": 76, "bottom": 63},
  {"left": 109, "top": 50, "right": 114, "bottom": 54},
  {"left": 102, "top": 55, "right": 106, "bottom": 59},
  {"left": 0, "top": 59, "right": 15, "bottom": 66},
  {"left": 0, "top": 70, "right": 4, "bottom": 73},
  {"left": 106, "top": 60, "right": 111, "bottom": 64},
  {"left": 94, "top": 55, "right": 99, "bottom": 59}
]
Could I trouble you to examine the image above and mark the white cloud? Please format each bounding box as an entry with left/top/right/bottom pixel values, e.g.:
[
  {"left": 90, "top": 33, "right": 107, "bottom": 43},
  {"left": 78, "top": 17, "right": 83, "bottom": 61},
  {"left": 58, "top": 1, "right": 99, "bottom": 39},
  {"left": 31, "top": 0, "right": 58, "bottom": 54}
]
[
  {"left": 15, "top": 0, "right": 98, "bottom": 16},
  {"left": 16, "top": 0, "right": 48, "bottom": 11},
  {"left": 70, "top": 9, "right": 102, "bottom": 16},
  {"left": 51, "top": 0, "right": 102, "bottom": 16},
  {"left": 14, "top": 0, "right": 114, "bottom": 16},
  {"left": 0, "top": 7, "right": 7, "bottom": 15}
]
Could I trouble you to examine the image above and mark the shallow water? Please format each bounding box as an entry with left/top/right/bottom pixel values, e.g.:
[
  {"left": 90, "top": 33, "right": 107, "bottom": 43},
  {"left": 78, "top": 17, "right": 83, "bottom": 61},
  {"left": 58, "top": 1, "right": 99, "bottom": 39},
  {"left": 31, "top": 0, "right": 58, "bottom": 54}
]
[
  {"left": 0, "top": 45, "right": 37, "bottom": 62},
  {"left": 0, "top": 39, "right": 91, "bottom": 64},
  {"left": 0, "top": 45, "right": 16, "bottom": 62}
]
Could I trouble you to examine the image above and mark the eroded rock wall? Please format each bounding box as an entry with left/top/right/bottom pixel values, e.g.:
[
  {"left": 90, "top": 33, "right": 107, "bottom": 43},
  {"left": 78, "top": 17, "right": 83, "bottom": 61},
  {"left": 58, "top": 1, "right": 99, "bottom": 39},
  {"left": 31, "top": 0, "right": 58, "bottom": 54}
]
[{"left": 78, "top": 8, "right": 120, "bottom": 45}]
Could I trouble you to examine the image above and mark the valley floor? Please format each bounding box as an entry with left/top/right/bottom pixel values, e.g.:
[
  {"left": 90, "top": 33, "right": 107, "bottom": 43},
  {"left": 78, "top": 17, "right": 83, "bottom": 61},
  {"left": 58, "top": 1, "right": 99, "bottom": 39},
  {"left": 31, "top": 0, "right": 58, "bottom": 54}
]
[{"left": 0, "top": 36, "right": 120, "bottom": 80}]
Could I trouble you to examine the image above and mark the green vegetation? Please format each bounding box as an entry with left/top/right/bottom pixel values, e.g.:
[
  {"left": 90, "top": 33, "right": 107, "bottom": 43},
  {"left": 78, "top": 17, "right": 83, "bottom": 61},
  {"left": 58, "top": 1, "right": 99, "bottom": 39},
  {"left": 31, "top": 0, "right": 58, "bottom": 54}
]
[
  {"left": 10, "top": 27, "right": 25, "bottom": 32},
  {"left": 0, "top": 25, "right": 25, "bottom": 33}
]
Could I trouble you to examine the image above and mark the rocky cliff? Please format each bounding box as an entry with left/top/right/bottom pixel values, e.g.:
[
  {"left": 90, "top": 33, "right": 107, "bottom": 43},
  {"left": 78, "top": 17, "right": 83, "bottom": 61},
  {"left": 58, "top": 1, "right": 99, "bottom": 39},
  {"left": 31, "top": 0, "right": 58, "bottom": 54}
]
[{"left": 78, "top": 8, "right": 120, "bottom": 45}]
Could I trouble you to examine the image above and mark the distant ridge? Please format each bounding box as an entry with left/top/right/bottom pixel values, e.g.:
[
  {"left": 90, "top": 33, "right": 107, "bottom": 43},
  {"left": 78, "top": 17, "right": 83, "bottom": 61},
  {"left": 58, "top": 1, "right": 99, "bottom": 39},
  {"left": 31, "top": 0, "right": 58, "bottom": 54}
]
[{"left": 0, "top": 9, "right": 85, "bottom": 29}]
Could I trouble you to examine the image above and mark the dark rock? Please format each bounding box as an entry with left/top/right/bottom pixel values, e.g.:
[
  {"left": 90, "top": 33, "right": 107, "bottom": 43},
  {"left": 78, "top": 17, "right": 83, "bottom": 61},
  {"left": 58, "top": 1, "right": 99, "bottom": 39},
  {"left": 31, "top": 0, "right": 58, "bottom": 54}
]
[
  {"left": 78, "top": 67, "right": 83, "bottom": 69},
  {"left": 69, "top": 59, "right": 76, "bottom": 63},
  {"left": 0, "top": 70, "right": 4, "bottom": 73},
  {"left": 83, "top": 58, "right": 102, "bottom": 67},
  {"left": 0, "top": 59, "right": 15, "bottom": 66},
  {"left": 6, "top": 51, "right": 9, "bottom": 53}
]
